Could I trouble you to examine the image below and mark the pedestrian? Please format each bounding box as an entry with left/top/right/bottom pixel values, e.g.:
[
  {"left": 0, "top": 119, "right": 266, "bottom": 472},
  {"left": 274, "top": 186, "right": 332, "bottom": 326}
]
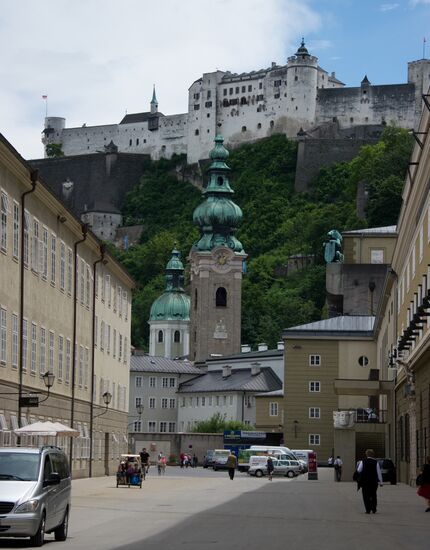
[
  {"left": 192, "top": 454, "right": 198, "bottom": 468},
  {"left": 180, "top": 452, "right": 185, "bottom": 468},
  {"left": 140, "top": 448, "right": 150, "bottom": 474},
  {"left": 356, "top": 449, "right": 383, "bottom": 514},
  {"left": 226, "top": 451, "right": 237, "bottom": 480},
  {"left": 334, "top": 455, "right": 343, "bottom": 481},
  {"left": 157, "top": 452, "right": 166, "bottom": 476},
  {"left": 267, "top": 456, "right": 274, "bottom": 481},
  {"left": 416, "top": 456, "right": 430, "bottom": 512}
]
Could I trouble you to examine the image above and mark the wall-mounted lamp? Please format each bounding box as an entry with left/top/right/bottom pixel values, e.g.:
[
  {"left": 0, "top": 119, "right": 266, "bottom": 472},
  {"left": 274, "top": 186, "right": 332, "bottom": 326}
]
[
  {"left": 39, "top": 371, "right": 55, "bottom": 404},
  {"left": 57, "top": 214, "right": 67, "bottom": 223},
  {"left": 94, "top": 391, "right": 112, "bottom": 418}
]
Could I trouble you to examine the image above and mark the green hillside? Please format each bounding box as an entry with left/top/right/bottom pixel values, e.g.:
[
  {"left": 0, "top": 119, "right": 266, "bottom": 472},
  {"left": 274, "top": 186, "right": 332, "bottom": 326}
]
[{"left": 113, "top": 127, "right": 413, "bottom": 350}]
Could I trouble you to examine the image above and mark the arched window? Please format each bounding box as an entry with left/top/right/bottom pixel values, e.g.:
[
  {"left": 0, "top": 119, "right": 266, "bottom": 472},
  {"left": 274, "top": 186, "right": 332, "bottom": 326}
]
[
  {"left": 216, "top": 287, "right": 227, "bottom": 307},
  {"left": 158, "top": 330, "right": 164, "bottom": 343},
  {"left": 174, "top": 330, "right": 181, "bottom": 343}
]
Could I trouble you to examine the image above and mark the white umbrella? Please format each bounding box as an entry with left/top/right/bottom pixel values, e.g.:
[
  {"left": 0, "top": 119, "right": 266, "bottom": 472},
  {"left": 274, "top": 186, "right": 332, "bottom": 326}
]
[{"left": 14, "top": 420, "right": 80, "bottom": 438}]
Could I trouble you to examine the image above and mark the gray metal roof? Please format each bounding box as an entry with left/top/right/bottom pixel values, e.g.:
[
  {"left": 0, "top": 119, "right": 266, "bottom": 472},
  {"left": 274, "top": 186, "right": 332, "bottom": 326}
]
[
  {"left": 284, "top": 315, "right": 375, "bottom": 336},
  {"left": 343, "top": 225, "right": 397, "bottom": 235},
  {"left": 130, "top": 354, "right": 201, "bottom": 374},
  {"left": 256, "top": 389, "right": 284, "bottom": 397},
  {"left": 206, "top": 349, "right": 283, "bottom": 363},
  {"left": 177, "top": 367, "right": 282, "bottom": 394}
]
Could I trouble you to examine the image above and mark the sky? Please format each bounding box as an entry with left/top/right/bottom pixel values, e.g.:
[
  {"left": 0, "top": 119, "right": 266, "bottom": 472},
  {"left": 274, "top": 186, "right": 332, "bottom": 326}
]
[{"left": 1, "top": 0, "right": 430, "bottom": 159}]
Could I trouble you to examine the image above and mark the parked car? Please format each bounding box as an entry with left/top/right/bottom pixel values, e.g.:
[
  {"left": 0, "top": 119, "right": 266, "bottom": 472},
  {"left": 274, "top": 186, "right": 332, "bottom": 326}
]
[
  {"left": 0, "top": 445, "right": 71, "bottom": 546},
  {"left": 248, "top": 456, "right": 302, "bottom": 478},
  {"left": 377, "top": 458, "right": 397, "bottom": 484},
  {"left": 212, "top": 449, "right": 231, "bottom": 470},
  {"left": 203, "top": 450, "right": 216, "bottom": 468}
]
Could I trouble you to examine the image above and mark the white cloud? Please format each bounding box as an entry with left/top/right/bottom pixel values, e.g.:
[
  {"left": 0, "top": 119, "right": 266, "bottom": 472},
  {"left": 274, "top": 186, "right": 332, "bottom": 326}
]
[
  {"left": 379, "top": 3, "right": 399, "bottom": 11},
  {"left": 308, "top": 39, "right": 332, "bottom": 50},
  {"left": 0, "top": 0, "right": 322, "bottom": 159},
  {"left": 409, "top": 0, "right": 430, "bottom": 6}
]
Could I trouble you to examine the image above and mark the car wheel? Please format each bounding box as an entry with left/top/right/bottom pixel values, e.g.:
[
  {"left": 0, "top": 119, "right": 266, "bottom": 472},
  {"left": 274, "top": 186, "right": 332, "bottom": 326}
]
[
  {"left": 286, "top": 470, "right": 295, "bottom": 478},
  {"left": 54, "top": 508, "right": 69, "bottom": 541},
  {"left": 255, "top": 469, "right": 264, "bottom": 478},
  {"left": 30, "top": 513, "right": 45, "bottom": 547},
  {"left": 213, "top": 467, "right": 218, "bottom": 471}
]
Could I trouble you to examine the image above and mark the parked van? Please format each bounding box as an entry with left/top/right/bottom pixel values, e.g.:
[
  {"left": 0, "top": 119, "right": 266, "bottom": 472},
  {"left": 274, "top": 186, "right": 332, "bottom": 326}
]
[
  {"left": 249, "top": 445, "right": 297, "bottom": 461},
  {"left": 237, "top": 448, "right": 274, "bottom": 472},
  {"left": 248, "top": 455, "right": 302, "bottom": 478},
  {"left": 290, "top": 450, "right": 313, "bottom": 465},
  {"left": 213, "top": 449, "right": 231, "bottom": 470},
  {"left": 0, "top": 446, "right": 71, "bottom": 546}
]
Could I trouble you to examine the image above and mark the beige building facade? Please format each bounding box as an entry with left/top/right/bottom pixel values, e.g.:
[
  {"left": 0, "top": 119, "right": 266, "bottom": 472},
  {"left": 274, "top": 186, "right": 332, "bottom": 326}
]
[{"left": 0, "top": 133, "right": 134, "bottom": 478}]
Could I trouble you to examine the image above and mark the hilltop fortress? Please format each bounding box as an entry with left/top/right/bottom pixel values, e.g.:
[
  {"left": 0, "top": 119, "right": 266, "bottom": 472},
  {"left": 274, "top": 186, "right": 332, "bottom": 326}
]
[{"left": 42, "top": 41, "right": 430, "bottom": 167}]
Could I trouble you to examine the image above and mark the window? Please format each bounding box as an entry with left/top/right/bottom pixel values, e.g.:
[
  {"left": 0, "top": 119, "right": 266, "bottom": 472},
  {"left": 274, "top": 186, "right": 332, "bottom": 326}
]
[
  {"left": 149, "top": 397, "right": 156, "bottom": 409},
  {"left": 133, "top": 421, "right": 141, "bottom": 432},
  {"left": 419, "top": 226, "right": 423, "bottom": 261},
  {"left": 135, "top": 376, "right": 142, "bottom": 388},
  {"left": 162, "top": 377, "right": 169, "bottom": 388},
  {"left": 309, "top": 381, "right": 320, "bottom": 392},
  {"left": 169, "top": 398, "right": 176, "bottom": 408},
  {"left": 113, "top": 328, "right": 116, "bottom": 357},
  {"left": 160, "top": 422, "right": 167, "bottom": 433},
  {"left": 31, "top": 219, "right": 39, "bottom": 272},
  {"left": 169, "top": 377, "right": 176, "bottom": 388},
  {"left": 161, "top": 398, "right": 168, "bottom": 409},
  {"left": 148, "top": 421, "right": 156, "bottom": 433},
  {"left": 370, "top": 249, "right": 384, "bottom": 264},
  {"left": 13, "top": 202, "right": 19, "bottom": 258},
  {"left": 100, "top": 321, "right": 105, "bottom": 350},
  {"left": 149, "top": 377, "right": 156, "bottom": 388},
  {"left": 209, "top": 396, "right": 213, "bottom": 406},
  {"left": 65, "top": 339, "right": 71, "bottom": 384},
  {"left": 412, "top": 245, "right": 416, "bottom": 278},
  {"left": 106, "top": 275, "right": 111, "bottom": 307},
  {"left": 67, "top": 248, "right": 72, "bottom": 294},
  {"left": 205, "top": 101, "right": 212, "bottom": 108},
  {"left": 58, "top": 336, "right": 64, "bottom": 380},
  {"left": 60, "top": 242, "right": 65, "bottom": 290},
  {"left": 193, "top": 92, "right": 200, "bottom": 100},
  {"left": 23, "top": 211, "right": 29, "bottom": 267},
  {"left": 174, "top": 330, "right": 180, "bottom": 343},
  {"left": 194, "top": 104, "right": 200, "bottom": 110},
  {"left": 106, "top": 324, "right": 111, "bottom": 354},
  {"left": 309, "top": 434, "right": 320, "bottom": 445},
  {"left": 118, "top": 334, "right": 122, "bottom": 362},
  {"left": 49, "top": 234, "right": 56, "bottom": 284},
  {"left": 78, "top": 345, "right": 84, "bottom": 387},
  {"left": 195, "top": 129, "right": 199, "bottom": 136},
  {"left": 241, "top": 126, "right": 247, "bottom": 132},
  {"left": 309, "top": 407, "right": 320, "bottom": 419},
  {"left": 86, "top": 265, "right": 91, "bottom": 307},
  {"left": 202, "top": 396, "right": 206, "bottom": 406},
  {"left": 39, "top": 327, "right": 46, "bottom": 375},
  {"left": 31, "top": 323, "right": 37, "bottom": 374},
  {"left": 216, "top": 396, "right": 220, "bottom": 406},
  {"left": 229, "top": 395, "right": 233, "bottom": 405},
  {"left": 274, "top": 79, "right": 282, "bottom": 87},
  {"left": 269, "top": 402, "right": 278, "bottom": 416},
  {"left": 309, "top": 355, "right": 321, "bottom": 366},
  {"left": 158, "top": 330, "right": 163, "bottom": 343},
  {"left": 216, "top": 287, "right": 227, "bottom": 307},
  {"left": 358, "top": 356, "right": 369, "bottom": 367},
  {"left": 12, "top": 314, "right": 18, "bottom": 368},
  {"left": 22, "top": 319, "right": 28, "bottom": 371},
  {"left": 0, "top": 191, "right": 8, "bottom": 252},
  {"left": 0, "top": 308, "right": 6, "bottom": 364},
  {"left": 169, "top": 422, "right": 176, "bottom": 432},
  {"left": 49, "top": 331, "right": 54, "bottom": 374},
  {"left": 135, "top": 397, "right": 143, "bottom": 408}
]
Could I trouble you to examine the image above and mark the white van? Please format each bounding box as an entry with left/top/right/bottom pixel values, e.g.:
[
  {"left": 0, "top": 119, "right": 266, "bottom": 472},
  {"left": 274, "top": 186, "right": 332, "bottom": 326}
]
[
  {"left": 290, "top": 450, "right": 313, "bottom": 465},
  {"left": 249, "top": 445, "right": 297, "bottom": 461}
]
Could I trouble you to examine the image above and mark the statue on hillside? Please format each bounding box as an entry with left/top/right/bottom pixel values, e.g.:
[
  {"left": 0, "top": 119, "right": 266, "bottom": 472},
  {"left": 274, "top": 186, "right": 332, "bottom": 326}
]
[{"left": 323, "top": 229, "right": 344, "bottom": 263}]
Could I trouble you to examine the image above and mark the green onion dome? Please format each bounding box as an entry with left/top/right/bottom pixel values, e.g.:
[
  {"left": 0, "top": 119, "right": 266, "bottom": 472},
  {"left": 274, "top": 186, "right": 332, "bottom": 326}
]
[{"left": 193, "top": 196, "right": 243, "bottom": 228}]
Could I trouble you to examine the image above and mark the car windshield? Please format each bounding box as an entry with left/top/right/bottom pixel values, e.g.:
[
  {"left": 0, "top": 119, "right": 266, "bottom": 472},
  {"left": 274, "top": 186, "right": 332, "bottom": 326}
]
[{"left": 0, "top": 452, "right": 40, "bottom": 481}]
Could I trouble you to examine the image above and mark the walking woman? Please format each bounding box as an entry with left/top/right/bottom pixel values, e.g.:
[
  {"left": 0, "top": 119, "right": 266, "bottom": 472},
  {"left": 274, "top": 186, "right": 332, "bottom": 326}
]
[{"left": 417, "top": 456, "right": 430, "bottom": 512}]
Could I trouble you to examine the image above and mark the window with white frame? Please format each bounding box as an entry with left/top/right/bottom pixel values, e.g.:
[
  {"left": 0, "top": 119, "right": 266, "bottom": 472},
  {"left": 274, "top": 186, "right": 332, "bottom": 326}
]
[
  {"left": 135, "top": 376, "right": 142, "bottom": 388},
  {"left": 86, "top": 265, "right": 91, "bottom": 307},
  {"left": 12, "top": 313, "right": 18, "bottom": 368},
  {"left": 80, "top": 259, "right": 85, "bottom": 304},
  {"left": 13, "top": 202, "right": 19, "bottom": 259},
  {"left": 133, "top": 421, "right": 142, "bottom": 432},
  {"left": 118, "top": 334, "right": 122, "bottom": 361},
  {"left": 169, "top": 398, "right": 176, "bottom": 408},
  {"left": 78, "top": 345, "right": 84, "bottom": 387},
  {"left": 48, "top": 331, "right": 54, "bottom": 374},
  {"left": 123, "top": 337, "right": 128, "bottom": 363},
  {"left": 161, "top": 398, "right": 168, "bottom": 409},
  {"left": 106, "top": 324, "right": 111, "bottom": 354},
  {"left": 58, "top": 336, "right": 64, "bottom": 380},
  {"left": 149, "top": 377, "right": 156, "bottom": 388},
  {"left": 269, "top": 402, "right": 278, "bottom": 416},
  {"left": 50, "top": 234, "right": 56, "bottom": 284},
  {"left": 22, "top": 319, "right": 28, "bottom": 371},
  {"left": 216, "top": 396, "right": 220, "bottom": 406},
  {"left": 135, "top": 397, "right": 143, "bottom": 408},
  {"left": 309, "top": 355, "right": 321, "bottom": 366},
  {"left": 100, "top": 321, "right": 105, "bottom": 350},
  {"left": 39, "top": 327, "right": 46, "bottom": 375},
  {"left": 148, "top": 421, "right": 156, "bottom": 433},
  {"left": 113, "top": 283, "right": 117, "bottom": 311},
  {"left": 122, "top": 290, "right": 127, "bottom": 317},
  {"left": 168, "top": 422, "right": 176, "bottom": 432},
  {"left": 159, "top": 422, "right": 167, "bottom": 433},
  {"left": 0, "top": 308, "right": 7, "bottom": 364},
  {"left": 309, "top": 434, "right": 320, "bottom": 445},
  {"left": 162, "top": 377, "right": 168, "bottom": 388},
  {"left": 202, "top": 396, "right": 206, "bottom": 406},
  {"left": 42, "top": 228, "right": 48, "bottom": 278},
  {"left": 23, "top": 211, "right": 30, "bottom": 267},
  {"left": 229, "top": 395, "right": 233, "bottom": 405},
  {"left": 412, "top": 245, "right": 416, "bottom": 278},
  {"left": 0, "top": 191, "right": 8, "bottom": 252},
  {"left": 60, "top": 242, "right": 65, "bottom": 290},
  {"left": 113, "top": 328, "right": 116, "bottom": 357},
  {"left": 101, "top": 271, "right": 105, "bottom": 302},
  {"left": 106, "top": 275, "right": 111, "bottom": 307},
  {"left": 209, "top": 396, "right": 213, "bottom": 406},
  {"left": 309, "top": 407, "right": 320, "bottom": 418},
  {"left": 31, "top": 219, "right": 39, "bottom": 272},
  {"left": 118, "top": 286, "right": 122, "bottom": 316},
  {"left": 370, "top": 249, "right": 384, "bottom": 264},
  {"left": 84, "top": 347, "right": 89, "bottom": 388},
  {"left": 149, "top": 397, "right": 156, "bottom": 409},
  {"left": 67, "top": 248, "right": 72, "bottom": 294},
  {"left": 65, "top": 339, "right": 71, "bottom": 384},
  {"left": 30, "top": 322, "right": 37, "bottom": 374},
  {"left": 419, "top": 226, "right": 423, "bottom": 261},
  {"left": 169, "top": 377, "right": 176, "bottom": 388},
  {"left": 309, "top": 381, "right": 320, "bottom": 392}
]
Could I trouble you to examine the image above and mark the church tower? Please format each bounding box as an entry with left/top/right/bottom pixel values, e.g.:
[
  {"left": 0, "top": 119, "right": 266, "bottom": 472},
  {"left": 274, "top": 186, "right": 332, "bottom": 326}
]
[
  {"left": 148, "top": 247, "right": 190, "bottom": 358},
  {"left": 189, "top": 135, "right": 247, "bottom": 362},
  {"left": 150, "top": 85, "right": 158, "bottom": 114}
]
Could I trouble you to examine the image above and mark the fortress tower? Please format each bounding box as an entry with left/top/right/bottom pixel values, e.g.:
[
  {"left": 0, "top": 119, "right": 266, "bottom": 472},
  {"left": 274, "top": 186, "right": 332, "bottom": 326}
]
[
  {"left": 189, "top": 135, "right": 247, "bottom": 362},
  {"left": 148, "top": 248, "right": 190, "bottom": 358}
]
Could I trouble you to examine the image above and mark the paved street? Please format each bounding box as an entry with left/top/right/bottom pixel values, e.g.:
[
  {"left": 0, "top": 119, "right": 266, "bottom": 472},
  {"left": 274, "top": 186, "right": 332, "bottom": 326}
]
[{"left": 0, "top": 467, "right": 428, "bottom": 549}]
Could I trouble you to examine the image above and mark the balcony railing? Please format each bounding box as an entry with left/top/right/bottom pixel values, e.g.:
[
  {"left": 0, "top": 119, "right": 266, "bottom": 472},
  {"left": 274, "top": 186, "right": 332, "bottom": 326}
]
[{"left": 336, "top": 408, "right": 388, "bottom": 424}]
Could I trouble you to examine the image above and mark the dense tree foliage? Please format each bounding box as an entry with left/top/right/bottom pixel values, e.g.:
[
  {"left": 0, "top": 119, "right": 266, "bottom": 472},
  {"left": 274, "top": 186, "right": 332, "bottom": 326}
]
[
  {"left": 191, "top": 412, "right": 253, "bottom": 433},
  {"left": 112, "top": 128, "right": 413, "bottom": 350}
]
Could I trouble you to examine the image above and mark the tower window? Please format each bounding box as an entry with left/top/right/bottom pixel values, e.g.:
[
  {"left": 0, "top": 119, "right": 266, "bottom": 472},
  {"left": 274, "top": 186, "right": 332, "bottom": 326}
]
[
  {"left": 217, "top": 176, "right": 223, "bottom": 186},
  {"left": 257, "top": 123, "right": 262, "bottom": 129},
  {"left": 216, "top": 287, "right": 227, "bottom": 307},
  {"left": 242, "top": 126, "right": 247, "bottom": 132},
  {"left": 270, "top": 120, "right": 274, "bottom": 128},
  {"left": 174, "top": 330, "right": 181, "bottom": 343},
  {"left": 195, "top": 129, "right": 199, "bottom": 136},
  {"left": 158, "top": 330, "right": 164, "bottom": 343}
]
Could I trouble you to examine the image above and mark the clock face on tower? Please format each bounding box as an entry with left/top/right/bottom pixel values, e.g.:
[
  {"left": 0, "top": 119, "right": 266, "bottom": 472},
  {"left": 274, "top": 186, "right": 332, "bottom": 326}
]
[{"left": 213, "top": 248, "right": 233, "bottom": 272}]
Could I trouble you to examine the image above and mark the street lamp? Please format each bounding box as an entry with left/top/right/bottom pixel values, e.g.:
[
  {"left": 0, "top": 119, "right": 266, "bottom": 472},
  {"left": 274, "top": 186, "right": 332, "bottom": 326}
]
[
  {"left": 39, "top": 371, "right": 55, "bottom": 403},
  {"left": 94, "top": 391, "right": 112, "bottom": 418}
]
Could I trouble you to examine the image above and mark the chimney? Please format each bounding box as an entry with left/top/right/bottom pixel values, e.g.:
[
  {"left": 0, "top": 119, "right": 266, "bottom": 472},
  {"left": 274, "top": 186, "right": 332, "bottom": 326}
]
[
  {"left": 277, "top": 341, "right": 284, "bottom": 351},
  {"left": 222, "top": 365, "right": 232, "bottom": 378},
  {"left": 241, "top": 344, "right": 251, "bottom": 353},
  {"left": 251, "top": 362, "right": 261, "bottom": 376},
  {"left": 258, "top": 343, "right": 268, "bottom": 352}
]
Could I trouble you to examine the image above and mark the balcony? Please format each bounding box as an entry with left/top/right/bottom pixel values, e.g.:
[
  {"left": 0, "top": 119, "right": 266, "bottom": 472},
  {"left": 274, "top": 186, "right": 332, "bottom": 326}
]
[{"left": 334, "top": 378, "right": 394, "bottom": 396}]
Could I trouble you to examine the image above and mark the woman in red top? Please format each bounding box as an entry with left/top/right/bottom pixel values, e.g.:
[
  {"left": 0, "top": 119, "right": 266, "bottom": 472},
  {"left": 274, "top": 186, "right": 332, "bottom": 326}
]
[{"left": 417, "top": 457, "right": 430, "bottom": 512}]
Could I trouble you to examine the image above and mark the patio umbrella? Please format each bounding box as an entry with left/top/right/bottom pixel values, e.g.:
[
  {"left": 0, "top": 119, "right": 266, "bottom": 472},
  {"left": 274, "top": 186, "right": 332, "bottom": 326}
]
[{"left": 14, "top": 420, "right": 80, "bottom": 437}]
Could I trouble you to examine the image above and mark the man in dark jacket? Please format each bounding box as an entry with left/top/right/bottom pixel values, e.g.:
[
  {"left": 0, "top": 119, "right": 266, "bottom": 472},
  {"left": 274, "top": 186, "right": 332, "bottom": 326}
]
[
  {"left": 357, "top": 448, "right": 383, "bottom": 514},
  {"left": 226, "top": 451, "right": 237, "bottom": 480}
]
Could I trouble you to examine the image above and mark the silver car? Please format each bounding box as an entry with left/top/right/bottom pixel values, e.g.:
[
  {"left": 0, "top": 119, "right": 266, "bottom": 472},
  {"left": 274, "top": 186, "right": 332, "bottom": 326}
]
[
  {"left": 248, "top": 458, "right": 302, "bottom": 478},
  {"left": 0, "top": 446, "right": 71, "bottom": 546}
]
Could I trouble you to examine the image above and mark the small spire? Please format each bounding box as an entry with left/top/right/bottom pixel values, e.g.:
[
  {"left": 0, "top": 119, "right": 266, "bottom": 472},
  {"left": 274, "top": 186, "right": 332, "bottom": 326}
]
[
  {"left": 150, "top": 85, "right": 158, "bottom": 114},
  {"left": 361, "top": 75, "right": 370, "bottom": 85},
  {"left": 296, "top": 37, "right": 310, "bottom": 57},
  {"left": 151, "top": 84, "right": 157, "bottom": 104}
]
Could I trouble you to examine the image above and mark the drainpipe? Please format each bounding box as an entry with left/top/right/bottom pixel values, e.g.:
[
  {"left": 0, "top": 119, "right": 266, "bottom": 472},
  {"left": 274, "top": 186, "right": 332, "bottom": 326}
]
[
  {"left": 18, "top": 170, "right": 38, "bottom": 433},
  {"left": 242, "top": 391, "right": 245, "bottom": 422},
  {"left": 69, "top": 224, "right": 88, "bottom": 471},
  {"left": 89, "top": 244, "right": 106, "bottom": 477}
]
